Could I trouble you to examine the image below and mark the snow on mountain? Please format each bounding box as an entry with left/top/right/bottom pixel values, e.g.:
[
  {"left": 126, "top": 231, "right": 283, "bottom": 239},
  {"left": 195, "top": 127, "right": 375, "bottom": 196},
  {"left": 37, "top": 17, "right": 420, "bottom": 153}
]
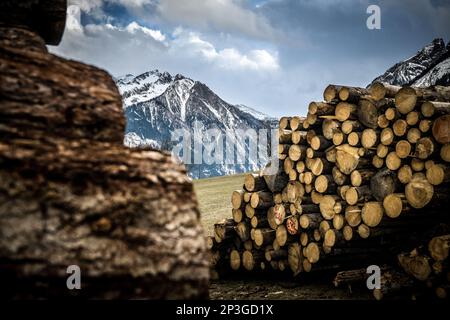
[
  {"left": 116, "top": 70, "right": 276, "bottom": 178},
  {"left": 413, "top": 56, "right": 450, "bottom": 87},
  {"left": 116, "top": 70, "right": 173, "bottom": 106},
  {"left": 235, "top": 104, "right": 274, "bottom": 121},
  {"left": 371, "top": 38, "right": 450, "bottom": 87}
]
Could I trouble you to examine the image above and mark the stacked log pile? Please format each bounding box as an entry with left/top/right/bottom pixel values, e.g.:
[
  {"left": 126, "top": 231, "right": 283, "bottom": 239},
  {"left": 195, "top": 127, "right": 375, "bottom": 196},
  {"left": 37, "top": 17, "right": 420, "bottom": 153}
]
[
  {"left": 209, "top": 82, "right": 450, "bottom": 298},
  {"left": 0, "top": 0, "right": 209, "bottom": 299}
]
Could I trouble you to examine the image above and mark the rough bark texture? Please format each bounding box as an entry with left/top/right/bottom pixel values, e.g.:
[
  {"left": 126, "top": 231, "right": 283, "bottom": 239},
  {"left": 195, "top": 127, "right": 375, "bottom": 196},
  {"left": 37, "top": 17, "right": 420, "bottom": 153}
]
[{"left": 0, "top": 21, "right": 209, "bottom": 298}]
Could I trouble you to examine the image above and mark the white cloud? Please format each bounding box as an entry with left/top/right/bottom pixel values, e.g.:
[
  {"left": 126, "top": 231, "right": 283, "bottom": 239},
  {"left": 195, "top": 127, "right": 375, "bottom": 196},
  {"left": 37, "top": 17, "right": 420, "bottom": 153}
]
[
  {"left": 50, "top": 7, "right": 278, "bottom": 75},
  {"left": 170, "top": 30, "right": 279, "bottom": 71},
  {"left": 125, "top": 21, "right": 166, "bottom": 42},
  {"left": 156, "top": 0, "right": 275, "bottom": 40}
]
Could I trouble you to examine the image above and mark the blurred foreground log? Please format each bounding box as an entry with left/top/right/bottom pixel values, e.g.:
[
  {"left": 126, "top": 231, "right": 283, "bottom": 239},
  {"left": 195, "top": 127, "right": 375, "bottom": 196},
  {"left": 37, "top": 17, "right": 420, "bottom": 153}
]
[{"left": 0, "top": 0, "right": 208, "bottom": 299}]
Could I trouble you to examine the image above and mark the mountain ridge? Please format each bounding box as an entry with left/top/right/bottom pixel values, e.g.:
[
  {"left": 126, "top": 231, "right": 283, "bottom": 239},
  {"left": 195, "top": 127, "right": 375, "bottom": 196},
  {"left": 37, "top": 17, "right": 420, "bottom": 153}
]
[{"left": 116, "top": 70, "right": 276, "bottom": 178}]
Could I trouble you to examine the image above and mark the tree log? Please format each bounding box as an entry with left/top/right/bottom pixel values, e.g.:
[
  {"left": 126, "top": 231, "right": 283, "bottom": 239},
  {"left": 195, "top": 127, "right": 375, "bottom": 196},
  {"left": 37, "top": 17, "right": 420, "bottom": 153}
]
[
  {"left": 370, "top": 167, "right": 400, "bottom": 201},
  {"left": 1, "top": 22, "right": 210, "bottom": 298},
  {"left": 432, "top": 115, "right": 450, "bottom": 144},
  {"left": 369, "top": 82, "right": 402, "bottom": 101}
]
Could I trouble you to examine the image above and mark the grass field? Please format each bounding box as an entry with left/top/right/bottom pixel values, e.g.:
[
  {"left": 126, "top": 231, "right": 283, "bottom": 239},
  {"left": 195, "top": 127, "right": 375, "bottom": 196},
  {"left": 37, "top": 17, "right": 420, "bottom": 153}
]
[{"left": 193, "top": 173, "right": 245, "bottom": 236}]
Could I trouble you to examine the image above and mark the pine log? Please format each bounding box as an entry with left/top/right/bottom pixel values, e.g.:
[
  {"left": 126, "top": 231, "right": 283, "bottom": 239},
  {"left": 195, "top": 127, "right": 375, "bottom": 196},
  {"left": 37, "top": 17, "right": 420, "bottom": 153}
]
[
  {"left": 0, "top": 0, "right": 66, "bottom": 45},
  {"left": 319, "top": 195, "right": 340, "bottom": 220},
  {"left": 421, "top": 101, "right": 450, "bottom": 118},
  {"left": 231, "top": 190, "right": 245, "bottom": 209},
  {"left": 250, "top": 191, "right": 274, "bottom": 209},
  {"left": 278, "top": 129, "right": 293, "bottom": 144},
  {"left": 299, "top": 213, "right": 322, "bottom": 229},
  {"left": 309, "top": 102, "right": 336, "bottom": 116},
  {"left": 361, "top": 202, "right": 384, "bottom": 227},
  {"left": 441, "top": 144, "right": 450, "bottom": 162},
  {"left": 345, "top": 205, "right": 362, "bottom": 227},
  {"left": 415, "top": 137, "right": 437, "bottom": 159},
  {"left": 383, "top": 193, "right": 406, "bottom": 218},
  {"left": 291, "top": 130, "right": 307, "bottom": 144},
  {"left": 386, "top": 152, "right": 402, "bottom": 170},
  {"left": 351, "top": 169, "right": 375, "bottom": 187},
  {"left": 322, "top": 119, "right": 341, "bottom": 140},
  {"left": 345, "top": 185, "right": 372, "bottom": 205},
  {"left": 315, "top": 174, "right": 337, "bottom": 193},
  {"left": 336, "top": 144, "right": 370, "bottom": 175},
  {"left": 385, "top": 107, "right": 399, "bottom": 121},
  {"left": 358, "top": 99, "right": 379, "bottom": 129},
  {"left": 372, "top": 155, "right": 384, "bottom": 169},
  {"left": 361, "top": 129, "right": 378, "bottom": 148},
  {"left": 370, "top": 167, "right": 400, "bottom": 201},
  {"left": 332, "top": 131, "right": 346, "bottom": 146},
  {"left": 253, "top": 228, "right": 275, "bottom": 247},
  {"left": 1, "top": 22, "right": 209, "bottom": 298},
  {"left": 419, "top": 119, "right": 432, "bottom": 133},
  {"left": 263, "top": 166, "right": 289, "bottom": 192},
  {"left": 406, "top": 111, "right": 420, "bottom": 126},
  {"left": 235, "top": 221, "right": 251, "bottom": 242},
  {"left": 405, "top": 173, "right": 434, "bottom": 209},
  {"left": 395, "top": 86, "right": 450, "bottom": 114},
  {"left": 426, "top": 164, "right": 450, "bottom": 185},
  {"left": 412, "top": 161, "right": 425, "bottom": 174},
  {"left": 343, "top": 225, "right": 354, "bottom": 241},
  {"left": 333, "top": 214, "right": 345, "bottom": 230},
  {"left": 335, "top": 102, "right": 358, "bottom": 121},
  {"left": 339, "top": 86, "right": 370, "bottom": 103},
  {"left": 290, "top": 116, "right": 305, "bottom": 131},
  {"left": 242, "top": 250, "right": 265, "bottom": 271},
  {"left": 289, "top": 144, "right": 307, "bottom": 161},
  {"left": 432, "top": 115, "right": 450, "bottom": 144},
  {"left": 369, "top": 82, "right": 402, "bottom": 101},
  {"left": 377, "top": 115, "right": 390, "bottom": 129},
  {"left": 288, "top": 243, "right": 303, "bottom": 275},
  {"left": 393, "top": 119, "right": 408, "bottom": 137},
  {"left": 232, "top": 208, "right": 243, "bottom": 223},
  {"left": 230, "top": 250, "right": 241, "bottom": 270},
  {"left": 332, "top": 166, "right": 350, "bottom": 186},
  {"left": 279, "top": 117, "right": 292, "bottom": 130},
  {"left": 395, "top": 140, "right": 412, "bottom": 158},
  {"left": 380, "top": 128, "right": 395, "bottom": 146},
  {"left": 324, "top": 85, "right": 343, "bottom": 103},
  {"left": 244, "top": 173, "right": 266, "bottom": 192},
  {"left": 428, "top": 235, "right": 450, "bottom": 262},
  {"left": 407, "top": 128, "right": 422, "bottom": 144},
  {"left": 311, "top": 135, "right": 333, "bottom": 151},
  {"left": 342, "top": 120, "right": 363, "bottom": 134},
  {"left": 398, "top": 251, "right": 432, "bottom": 281}
]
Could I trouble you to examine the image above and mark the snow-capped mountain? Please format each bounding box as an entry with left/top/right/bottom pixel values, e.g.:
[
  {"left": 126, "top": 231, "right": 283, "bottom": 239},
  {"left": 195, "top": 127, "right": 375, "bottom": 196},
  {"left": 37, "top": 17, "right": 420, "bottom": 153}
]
[
  {"left": 371, "top": 38, "right": 450, "bottom": 87},
  {"left": 116, "top": 70, "right": 277, "bottom": 178}
]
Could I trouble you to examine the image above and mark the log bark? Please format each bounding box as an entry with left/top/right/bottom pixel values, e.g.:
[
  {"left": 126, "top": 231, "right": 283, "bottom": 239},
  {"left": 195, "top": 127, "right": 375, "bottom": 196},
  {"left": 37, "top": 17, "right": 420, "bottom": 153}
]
[
  {"left": 369, "top": 82, "right": 402, "bottom": 101},
  {"left": 370, "top": 167, "right": 400, "bottom": 201},
  {"left": 339, "top": 86, "right": 370, "bottom": 103},
  {"left": 396, "top": 86, "right": 450, "bottom": 114},
  {"left": 0, "top": 23, "right": 209, "bottom": 299},
  {"left": 421, "top": 101, "right": 450, "bottom": 118},
  {"left": 358, "top": 99, "right": 379, "bottom": 129}
]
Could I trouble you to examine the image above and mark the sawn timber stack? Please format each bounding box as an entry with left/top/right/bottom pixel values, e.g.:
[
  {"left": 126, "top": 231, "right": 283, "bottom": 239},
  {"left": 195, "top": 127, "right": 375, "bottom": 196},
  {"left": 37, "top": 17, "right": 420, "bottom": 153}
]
[{"left": 209, "top": 82, "right": 450, "bottom": 299}]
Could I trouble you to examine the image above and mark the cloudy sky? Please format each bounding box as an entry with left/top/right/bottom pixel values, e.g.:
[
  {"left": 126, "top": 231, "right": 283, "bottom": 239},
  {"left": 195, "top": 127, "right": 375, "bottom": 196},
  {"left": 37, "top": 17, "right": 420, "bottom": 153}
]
[{"left": 49, "top": 0, "right": 450, "bottom": 117}]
